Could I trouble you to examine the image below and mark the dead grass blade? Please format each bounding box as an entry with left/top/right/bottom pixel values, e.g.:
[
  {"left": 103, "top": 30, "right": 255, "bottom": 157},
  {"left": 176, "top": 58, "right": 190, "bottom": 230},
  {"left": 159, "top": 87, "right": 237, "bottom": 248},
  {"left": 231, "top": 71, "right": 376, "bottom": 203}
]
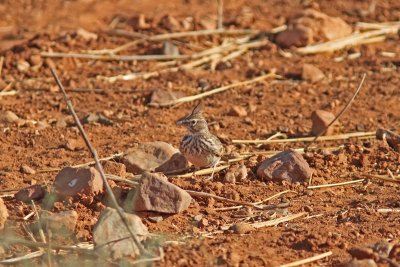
[
  {"left": 363, "top": 173, "right": 400, "bottom": 183},
  {"left": 307, "top": 179, "right": 365, "bottom": 189},
  {"left": 0, "top": 250, "right": 45, "bottom": 264},
  {"left": 41, "top": 52, "right": 189, "bottom": 61},
  {"left": 50, "top": 68, "right": 146, "bottom": 254},
  {"left": 297, "top": 25, "right": 400, "bottom": 54},
  {"left": 279, "top": 251, "right": 333, "bottom": 267},
  {"left": 306, "top": 73, "right": 367, "bottom": 147},
  {"left": 250, "top": 212, "right": 307, "bottom": 228},
  {"left": 233, "top": 131, "right": 375, "bottom": 144}
]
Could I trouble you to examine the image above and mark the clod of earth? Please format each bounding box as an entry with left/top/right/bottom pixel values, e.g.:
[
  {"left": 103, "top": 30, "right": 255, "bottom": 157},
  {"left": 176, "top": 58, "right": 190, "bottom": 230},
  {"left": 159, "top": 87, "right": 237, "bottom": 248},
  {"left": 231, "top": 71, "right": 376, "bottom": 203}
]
[
  {"left": 93, "top": 207, "right": 148, "bottom": 260},
  {"left": 163, "top": 41, "right": 180, "bottom": 56},
  {"left": 343, "top": 259, "right": 377, "bottom": 267},
  {"left": 0, "top": 198, "right": 8, "bottom": 230},
  {"left": 257, "top": 149, "right": 312, "bottom": 182},
  {"left": 15, "top": 185, "right": 45, "bottom": 202},
  {"left": 311, "top": 109, "right": 341, "bottom": 136},
  {"left": 230, "top": 223, "right": 255, "bottom": 234},
  {"left": 54, "top": 167, "right": 104, "bottom": 197},
  {"left": 122, "top": 141, "right": 180, "bottom": 174},
  {"left": 302, "top": 64, "right": 325, "bottom": 83},
  {"left": 39, "top": 210, "right": 78, "bottom": 233},
  {"left": 155, "top": 152, "right": 190, "bottom": 173},
  {"left": 223, "top": 164, "right": 248, "bottom": 183},
  {"left": 376, "top": 128, "right": 400, "bottom": 152},
  {"left": 80, "top": 113, "right": 113, "bottom": 126},
  {"left": 20, "top": 164, "right": 36, "bottom": 174},
  {"left": 101, "top": 161, "right": 127, "bottom": 178},
  {"left": 132, "top": 172, "right": 192, "bottom": 213},
  {"left": 76, "top": 28, "right": 98, "bottom": 41},
  {"left": 276, "top": 8, "right": 352, "bottom": 48}
]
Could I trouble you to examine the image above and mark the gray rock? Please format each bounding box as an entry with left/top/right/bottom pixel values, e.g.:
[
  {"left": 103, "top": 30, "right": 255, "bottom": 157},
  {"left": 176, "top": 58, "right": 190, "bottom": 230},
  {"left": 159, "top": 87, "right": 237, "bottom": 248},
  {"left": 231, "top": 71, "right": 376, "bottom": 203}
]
[
  {"left": 302, "top": 64, "right": 325, "bottom": 83},
  {"left": 122, "top": 142, "right": 179, "bottom": 174},
  {"left": 133, "top": 172, "right": 192, "bottom": 213},
  {"left": 155, "top": 152, "right": 189, "bottom": 174},
  {"left": 93, "top": 208, "right": 148, "bottom": 259},
  {"left": 257, "top": 149, "right": 312, "bottom": 182},
  {"left": 54, "top": 167, "right": 103, "bottom": 197},
  {"left": 40, "top": 210, "right": 78, "bottom": 233},
  {"left": 15, "top": 185, "right": 45, "bottom": 202}
]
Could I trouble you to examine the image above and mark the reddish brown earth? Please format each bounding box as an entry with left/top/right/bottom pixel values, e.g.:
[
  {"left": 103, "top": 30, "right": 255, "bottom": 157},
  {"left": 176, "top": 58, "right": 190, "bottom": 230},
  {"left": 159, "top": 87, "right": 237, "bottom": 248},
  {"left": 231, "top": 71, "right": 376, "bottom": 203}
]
[{"left": 1, "top": 0, "right": 400, "bottom": 266}]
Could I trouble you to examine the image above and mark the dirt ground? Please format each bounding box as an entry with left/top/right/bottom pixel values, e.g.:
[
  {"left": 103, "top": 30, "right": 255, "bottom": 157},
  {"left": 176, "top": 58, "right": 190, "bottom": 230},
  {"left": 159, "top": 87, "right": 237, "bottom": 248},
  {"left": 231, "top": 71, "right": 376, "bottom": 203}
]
[{"left": 1, "top": 0, "right": 400, "bottom": 266}]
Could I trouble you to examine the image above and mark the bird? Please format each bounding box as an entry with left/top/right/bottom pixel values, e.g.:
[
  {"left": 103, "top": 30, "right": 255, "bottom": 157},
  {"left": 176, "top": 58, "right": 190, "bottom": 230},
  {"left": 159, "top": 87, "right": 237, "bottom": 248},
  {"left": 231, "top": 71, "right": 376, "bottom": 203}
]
[{"left": 176, "top": 103, "right": 223, "bottom": 180}]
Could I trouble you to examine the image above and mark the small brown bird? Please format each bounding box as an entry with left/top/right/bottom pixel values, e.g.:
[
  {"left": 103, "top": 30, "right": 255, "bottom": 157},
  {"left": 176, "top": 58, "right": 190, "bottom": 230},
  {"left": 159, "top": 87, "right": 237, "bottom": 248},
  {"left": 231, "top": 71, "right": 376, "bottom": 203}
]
[{"left": 176, "top": 103, "right": 223, "bottom": 180}]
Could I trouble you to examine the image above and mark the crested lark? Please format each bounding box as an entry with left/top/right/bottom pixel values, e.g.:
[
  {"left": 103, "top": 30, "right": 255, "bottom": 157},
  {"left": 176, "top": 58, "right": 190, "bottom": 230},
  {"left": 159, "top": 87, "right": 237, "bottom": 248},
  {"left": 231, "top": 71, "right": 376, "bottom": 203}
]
[{"left": 176, "top": 103, "right": 223, "bottom": 180}]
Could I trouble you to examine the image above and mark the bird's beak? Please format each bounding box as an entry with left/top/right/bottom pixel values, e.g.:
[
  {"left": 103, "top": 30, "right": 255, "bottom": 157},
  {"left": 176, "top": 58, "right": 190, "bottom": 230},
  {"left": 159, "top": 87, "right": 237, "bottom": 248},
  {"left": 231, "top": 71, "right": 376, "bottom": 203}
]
[{"left": 176, "top": 120, "right": 183, "bottom": 125}]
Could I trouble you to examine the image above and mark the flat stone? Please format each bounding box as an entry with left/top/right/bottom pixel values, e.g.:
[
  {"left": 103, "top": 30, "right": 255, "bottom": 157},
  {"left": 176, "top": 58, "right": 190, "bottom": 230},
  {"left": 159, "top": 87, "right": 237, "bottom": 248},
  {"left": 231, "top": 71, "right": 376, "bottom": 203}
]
[
  {"left": 276, "top": 26, "right": 313, "bottom": 48},
  {"left": 376, "top": 128, "right": 400, "bottom": 152},
  {"left": 148, "top": 89, "right": 186, "bottom": 106},
  {"left": 257, "top": 149, "right": 312, "bottom": 182},
  {"left": 62, "top": 138, "right": 85, "bottom": 151},
  {"left": 228, "top": 106, "right": 248, "bottom": 117},
  {"left": 132, "top": 172, "right": 192, "bottom": 213},
  {"left": 0, "top": 111, "right": 20, "bottom": 124},
  {"left": 76, "top": 28, "right": 98, "bottom": 41},
  {"left": 302, "top": 64, "right": 325, "bottom": 83},
  {"left": 80, "top": 113, "right": 113, "bottom": 126},
  {"left": 155, "top": 152, "right": 190, "bottom": 174},
  {"left": 311, "top": 109, "right": 340, "bottom": 136},
  {"left": 93, "top": 207, "right": 148, "bottom": 260},
  {"left": 276, "top": 9, "right": 352, "bottom": 48},
  {"left": 122, "top": 141, "right": 180, "bottom": 174},
  {"left": 148, "top": 216, "right": 163, "bottom": 223},
  {"left": 20, "top": 164, "right": 36, "bottom": 174},
  {"left": 0, "top": 198, "right": 8, "bottom": 230},
  {"left": 15, "top": 185, "right": 45, "bottom": 202},
  {"left": 40, "top": 210, "right": 78, "bottom": 233},
  {"left": 54, "top": 167, "right": 103, "bottom": 197}
]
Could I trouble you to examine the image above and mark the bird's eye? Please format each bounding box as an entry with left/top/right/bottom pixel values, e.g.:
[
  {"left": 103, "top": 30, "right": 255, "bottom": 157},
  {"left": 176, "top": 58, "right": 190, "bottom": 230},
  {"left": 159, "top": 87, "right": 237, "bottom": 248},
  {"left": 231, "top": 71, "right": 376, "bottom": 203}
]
[{"left": 191, "top": 120, "right": 197, "bottom": 126}]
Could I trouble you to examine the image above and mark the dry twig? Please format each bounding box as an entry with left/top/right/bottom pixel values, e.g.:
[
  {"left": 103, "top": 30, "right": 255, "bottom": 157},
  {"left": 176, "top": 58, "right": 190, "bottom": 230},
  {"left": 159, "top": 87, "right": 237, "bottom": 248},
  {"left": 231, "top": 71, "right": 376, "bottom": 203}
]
[
  {"left": 279, "top": 251, "right": 333, "bottom": 267},
  {"left": 307, "top": 179, "right": 365, "bottom": 189},
  {"left": 49, "top": 68, "right": 146, "bottom": 254},
  {"left": 233, "top": 131, "right": 375, "bottom": 144},
  {"left": 250, "top": 212, "right": 307, "bottom": 228},
  {"left": 306, "top": 73, "right": 367, "bottom": 148}
]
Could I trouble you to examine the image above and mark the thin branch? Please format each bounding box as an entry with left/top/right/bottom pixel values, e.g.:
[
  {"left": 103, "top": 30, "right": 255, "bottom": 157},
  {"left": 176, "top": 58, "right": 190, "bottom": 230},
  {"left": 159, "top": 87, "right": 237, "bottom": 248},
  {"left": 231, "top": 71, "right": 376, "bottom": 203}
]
[
  {"left": 0, "top": 237, "right": 93, "bottom": 252},
  {"left": 306, "top": 73, "right": 367, "bottom": 148},
  {"left": 49, "top": 68, "right": 146, "bottom": 255},
  {"left": 233, "top": 131, "right": 375, "bottom": 144},
  {"left": 279, "top": 251, "right": 333, "bottom": 267},
  {"left": 186, "top": 190, "right": 255, "bottom": 206},
  {"left": 0, "top": 56, "right": 4, "bottom": 77},
  {"left": 307, "top": 179, "right": 365, "bottom": 189}
]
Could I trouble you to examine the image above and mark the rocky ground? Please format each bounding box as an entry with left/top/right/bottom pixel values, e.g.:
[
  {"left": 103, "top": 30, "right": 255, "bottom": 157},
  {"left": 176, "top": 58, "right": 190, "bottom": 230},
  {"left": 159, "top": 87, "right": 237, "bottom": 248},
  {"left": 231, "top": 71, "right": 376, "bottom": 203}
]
[{"left": 0, "top": 0, "right": 400, "bottom": 266}]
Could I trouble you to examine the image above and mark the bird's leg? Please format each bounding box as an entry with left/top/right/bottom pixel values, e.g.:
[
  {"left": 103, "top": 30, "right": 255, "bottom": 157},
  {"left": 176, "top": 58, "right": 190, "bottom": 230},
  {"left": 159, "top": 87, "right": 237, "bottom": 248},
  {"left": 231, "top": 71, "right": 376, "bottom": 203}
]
[{"left": 205, "top": 159, "right": 219, "bottom": 181}]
